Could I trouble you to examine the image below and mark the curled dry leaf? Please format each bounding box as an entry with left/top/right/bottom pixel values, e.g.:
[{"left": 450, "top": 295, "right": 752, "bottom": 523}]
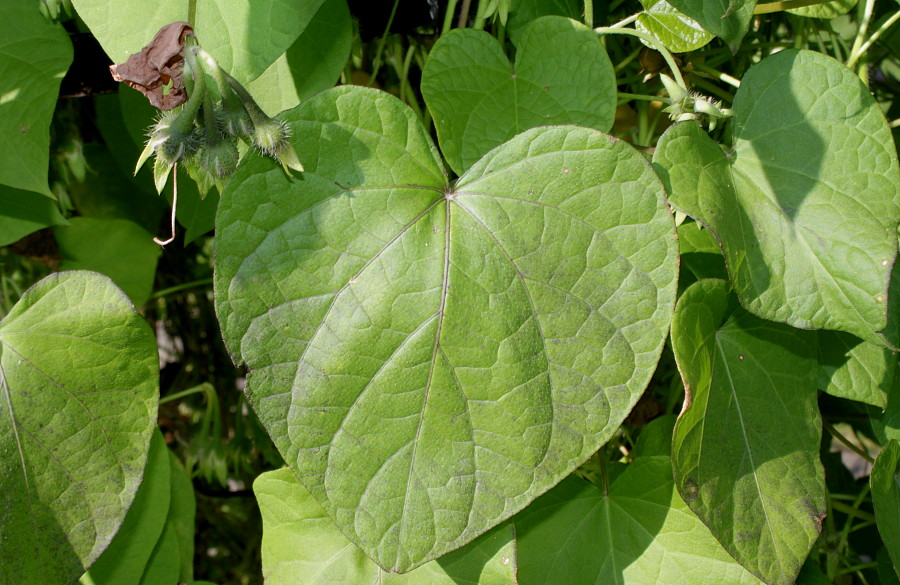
[{"left": 110, "top": 22, "right": 193, "bottom": 110}]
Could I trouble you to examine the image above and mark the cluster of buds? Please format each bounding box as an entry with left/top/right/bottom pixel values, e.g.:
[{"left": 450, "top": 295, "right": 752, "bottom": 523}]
[
  {"left": 135, "top": 33, "right": 303, "bottom": 196},
  {"left": 660, "top": 74, "right": 733, "bottom": 131}
]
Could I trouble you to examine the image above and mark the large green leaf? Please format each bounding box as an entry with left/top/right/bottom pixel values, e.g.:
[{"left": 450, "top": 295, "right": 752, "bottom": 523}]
[
  {"left": 671, "top": 279, "right": 826, "bottom": 585},
  {"left": 55, "top": 218, "right": 160, "bottom": 307},
  {"left": 0, "top": 185, "right": 67, "bottom": 246},
  {"left": 653, "top": 50, "right": 900, "bottom": 345},
  {"left": 0, "top": 0, "right": 73, "bottom": 196},
  {"left": 70, "top": 0, "right": 326, "bottom": 83},
  {"left": 255, "top": 468, "right": 517, "bottom": 584},
  {"left": 215, "top": 86, "right": 678, "bottom": 572},
  {"left": 636, "top": 0, "right": 714, "bottom": 53},
  {"left": 817, "top": 330, "right": 894, "bottom": 407},
  {"left": 421, "top": 16, "right": 616, "bottom": 175},
  {"left": 0, "top": 271, "right": 159, "bottom": 585},
  {"left": 872, "top": 440, "right": 900, "bottom": 574},
  {"left": 666, "top": 0, "right": 757, "bottom": 50},
  {"left": 81, "top": 431, "right": 171, "bottom": 585},
  {"left": 247, "top": 0, "right": 352, "bottom": 116},
  {"left": 516, "top": 456, "right": 764, "bottom": 585}
]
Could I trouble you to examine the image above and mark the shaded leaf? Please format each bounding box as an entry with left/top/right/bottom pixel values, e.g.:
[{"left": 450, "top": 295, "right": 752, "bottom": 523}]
[
  {"left": 215, "top": 86, "right": 677, "bottom": 572},
  {"left": 871, "top": 371, "right": 900, "bottom": 445},
  {"left": 166, "top": 453, "right": 196, "bottom": 583},
  {"left": 82, "top": 431, "right": 171, "bottom": 585},
  {"left": 506, "top": 0, "right": 583, "bottom": 42},
  {"left": 670, "top": 279, "right": 826, "bottom": 585},
  {"left": 817, "top": 330, "right": 894, "bottom": 407},
  {"left": 71, "top": 0, "right": 326, "bottom": 83},
  {"left": 516, "top": 457, "right": 764, "bottom": 585},
  {"left": 666, "top": 0, "right": 757, "bottom": 51},
  {"left": 55, "top": 218, "right": 160, "bottom": 307},
  {"left": 247, "top": 0, "right": 352, "bottom": 116},
  {"left": 872, "top": 440, "right": 900, "bottom": 574},
  {"left": 654, "top": 50, "right": 900, "bottom": 345},
  {"left": 0, "top": 271, "right": 159, "bottom": 585},
  {"left": 0, "top": 185, "right": 67, "bottom": 247},
  {"left": 255, "top": 468, "right": 517, "bottom": 585},
  {"left": 636, "top": 0, "right": 714, "bottom": 53},
  {"left": 0, "top": 0, "right": 73, "bottom": 196},
  {"left": 788, "top": 0, "right": 858, "bottom": 18},
  {"left": 422, "top": 16, "right": 616, "bottom": 175}
]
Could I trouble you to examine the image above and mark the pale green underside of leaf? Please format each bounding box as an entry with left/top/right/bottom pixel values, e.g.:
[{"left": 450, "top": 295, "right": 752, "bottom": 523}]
[
  {"left": 0, "top": 0, "right": 73, "bottom": 197},
  {"left": 872, "top": 441, "right": 900, "bottom": 574},
  {"left": 0, "top": 271, "right": 159, "bottom": 585},
  {"left": 516, "top": 456, "right": 764, "bottom": 585},
  {"left": 636, "top": 0, "right": 714, "bottom": 53},
  {"left": 215, "top": 85, "right": 677, "bottom": 572},
  {"left": 667, "top": 0, "right": 757, "bottom": 50},
  {"left": 247, "top": 0, "right": 351, "bottom": 117},
  {"left": 70, "top": 0, "right": 325, "bottom": 83},
  {"left": 255, "top": 468, "right": 517, "bottom": 585},
  {"left": 421, "top": 15, "right": 617, "bottom": 175},
  {"left": 653, "top": 50, "right": 900, "bottom": 344},
  {"left": 671, "top": 279, "right": 826, "bottom": 585}
]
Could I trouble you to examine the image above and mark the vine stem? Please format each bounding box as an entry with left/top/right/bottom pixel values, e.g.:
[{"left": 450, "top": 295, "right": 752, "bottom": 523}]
[
  {"left": 442, "top": 0, "right": 459, "bottom": 34},
  {"left": 848, "top": 0, "right": 876, "bottom": 70},
  {"left": 692, "top": 62, "right": 742, "bottom": 88},
  {"left": 594, "top": 25, "right": 688, "bottom": 91},
  {"left": 847, "top": 9, "right": 900, "bottom": 69},
  {"left": 824, "top": 421, "right": 875, "bottom": 464},
  {"left": 584, "top": 0, "right": 593, "bottom": 27},
  {"left": 457, "top": 0, "right": 473, "bottom": 28},
  {"left": 369, "top": 0, "right": 401, "bottom": 84}
]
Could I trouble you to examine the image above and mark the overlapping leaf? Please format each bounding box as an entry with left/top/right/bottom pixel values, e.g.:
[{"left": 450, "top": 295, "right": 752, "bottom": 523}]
[
  {"left": 0, "top": 0, "right": 73, "bottom": 197},
  {"left": 215, "top": 86, "right": 677, "bottom": 572},
  {"left": 70, "top": 0, "right": 325, "bottom": 83},
  {"left": 255, "top": 468, "right": 517, "bottom": 584},
  {"left": 671, "top": 279, "right": 826, "bottom": 585},
  {"left": 422, "top": 16, "right": 616, "bottom": 175},
  {"left": 817, "top": 331, "right": 894, "bottom": 407},
  {"left": 0, "top": 272, "right": 159, "bottom": 585},
  {"left": 654, "top": 50, "right": 900, "bottom": 345},
  {"left": 872, "top": 440, "right": 900, "bottom": 574},
  {"left": 636, "top": 0, "right": 714, "bottom": 53},
  {"left": 515, "top": 456, "right": 764, "bottom": 585},
  {"left": 666, "top": 0, "right": 757, "bottom": 50},
  {"left": 0, "top": 185, "right": 67, "bottom": 247}
]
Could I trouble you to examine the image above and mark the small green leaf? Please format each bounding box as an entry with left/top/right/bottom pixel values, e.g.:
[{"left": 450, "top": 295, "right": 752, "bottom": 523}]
[
  {"left": 0, "top": 184, "right": 67, "bottom": 247},
  {"left": 872, "top": 441, "right": 900, "bottom": 574},
  {"left": 666, "top": 0, "right": 757, "bottom": 51},
  {"left": 516, "top": 457, "right": 765, "bottom": 585},
  {"left": 654, "top": 50, "right": 900, "bottom": 344},
  {"left": 70, "top": 0, "right": 326, "bottom": 83},
  {"left": 255, "top": 468, "right": 517, "bottom": 585},
  {"left": 55, "top": 218, "right": 161, "bottom": 307},
  {"left": 215, "top": 86, "right": 677, "bottom": 572},
  {"left": 0, "top": 272, "right": 158, "bottom": 585},
  {"left": 83, "top": 431, "right": 171, "bottom": 585},
  {"left": 636, "top": 0, "right": 714, "bottom": 53},
  {"left": 247, "top": 0, "right": 352, "bottom": 116},
  {"left": 422, "top": 16, "right": 616, "bottom": 175},
  {"left": 817, "top": 331, "right": 894, "bottom": 407},
  {"left": 0, "top": 0, "right": 73, "bottom": 196},
  {"left": 788, "top": 0, "right": 858, "bottom": 18},
  {"left": 671, "top": 279, "right": 826, "bottom": 585}
]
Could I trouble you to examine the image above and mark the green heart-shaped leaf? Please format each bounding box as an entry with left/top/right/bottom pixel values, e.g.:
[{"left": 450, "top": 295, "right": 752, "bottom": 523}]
[
  {"left": 671, "top": 279, "right": 826, "bottom": 585},
  {"left": 636, "top": 0, "right": 714, "bottom": 53},
  {"left": 666, "top": 0, "right": 757, "bottom": 50},
  {"left": 0, "top": 0, "right": 73, "bottom": 197},
  {"left": 515, "top": 456, "right": 765, "bottom": 585},
  {"left": 255, "top": 468, "right": 517, "bottom": 584},
  {"left": 0, "top": 271, "right": 159, "bottom": 585},
  {"left": 654, "top": 50, "right": 900, "bottom": 345},
  {"left": 422, "top": 15, "right": 616, "bottom": 175},
  {"left": 70, "top": 0, "right": 326, "bottom": 83},
  {"left": 215, "top": 86, "right": 677, "bottom": 572}
]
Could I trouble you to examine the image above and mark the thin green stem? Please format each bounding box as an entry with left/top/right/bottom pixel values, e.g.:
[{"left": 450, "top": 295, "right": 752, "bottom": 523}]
[
  {"left": 847, "top": 9, "right": 900, "bottom": 68},
  {"left": 617, "top": 92, "right": 663, "bottom": 104},
  {"left": 594, "top": 26, "right": 687, "bottom": 90},
  {"left": 754, "top": 0, "right": 835, "bottom": 14},
  {"left": 608, "top": 13, "right": 639, "bottom": 29},
  {"left": 829, "top": 500, "right": 876, "bottom": 522},
  {"left": 369, "top": 0, "right": 401, "bottom": 84},
  {"left": 150, "top": 278, "right": 213, "bottom": 300},
  {"left": 159, "top": 383, "right": 212, "bottom": 405},
  {"left": 457, "top": 0, "right": 473, "bottom": 27},
  {"left": 848, "top": 0, "right": 877, "bottom": 68},
  {"left": 442, "top": 0, "right": 459, "bottom": 34},
  {"left": 614, "top": 46, "right": 641, "bottom": 72},
  {"left": 692, "top": 62, "right": 741, "bottom": 88},
  {"left": 835, "top": 563, "right": 878, "bottom": 576},
  {"left": 824, "top": 421, "right": 875, "bottom": 464},
  {"left": 584, "top": 0, "right": 593, "bottom": 27},
  {"left": 472, "top": 0, "right": 488, "bottom": 29}
]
